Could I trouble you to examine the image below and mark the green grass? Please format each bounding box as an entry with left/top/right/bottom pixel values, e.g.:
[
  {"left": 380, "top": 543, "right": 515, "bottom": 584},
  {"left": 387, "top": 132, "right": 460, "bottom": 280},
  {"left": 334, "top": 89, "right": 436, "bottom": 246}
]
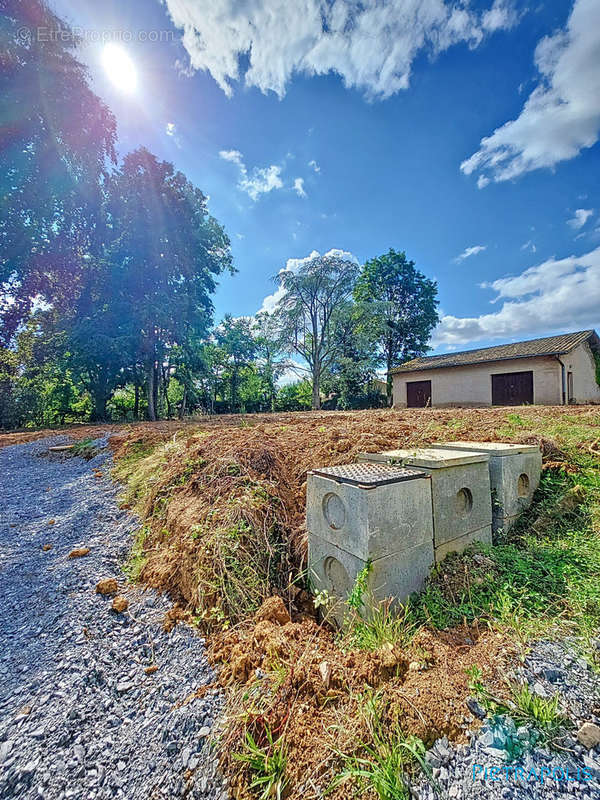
[
  {"left": 331, "top": 692, "right": 431, "bottom": 800},
  {"left": 234, "top": 726, "right": 288, "bottom": 800}
]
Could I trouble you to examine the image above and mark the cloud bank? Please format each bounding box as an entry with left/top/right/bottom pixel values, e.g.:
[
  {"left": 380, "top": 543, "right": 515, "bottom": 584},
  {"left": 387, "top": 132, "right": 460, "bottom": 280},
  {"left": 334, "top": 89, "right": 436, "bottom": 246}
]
[
  {"left": 433, "top": 246, "right": 600, "bottom": 346},
  {"left": 462, "top": 0, "right": 600, "bottom": 185},
  {"left": 165, "top": 0, "right": 517, "bottom": 100}
]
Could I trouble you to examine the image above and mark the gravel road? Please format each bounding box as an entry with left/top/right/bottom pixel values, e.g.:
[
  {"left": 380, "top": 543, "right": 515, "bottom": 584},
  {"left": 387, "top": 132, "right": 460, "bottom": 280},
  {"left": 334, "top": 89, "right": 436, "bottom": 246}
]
[{"left": 0, "top": 437, "right": 224, "bottom": 800}]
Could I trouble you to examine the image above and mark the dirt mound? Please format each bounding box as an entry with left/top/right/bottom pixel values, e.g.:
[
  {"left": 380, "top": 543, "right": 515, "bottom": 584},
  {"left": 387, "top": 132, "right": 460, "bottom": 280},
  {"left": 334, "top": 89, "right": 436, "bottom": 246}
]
[{"left": 212, "top": 612, "right": 513, "bottom": 798}]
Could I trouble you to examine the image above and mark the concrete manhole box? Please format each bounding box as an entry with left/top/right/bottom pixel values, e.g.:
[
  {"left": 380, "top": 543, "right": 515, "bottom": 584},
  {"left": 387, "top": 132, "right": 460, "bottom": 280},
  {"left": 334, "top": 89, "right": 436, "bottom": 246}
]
[
  {"left": 307, "top": 462, "right": 434, "bottom": 622},
  {"left": 358, "top": 448, "right": 492, "bottom": 561},
  {"left": 430, "top": 441, "right": 542, "bottom": 534}
]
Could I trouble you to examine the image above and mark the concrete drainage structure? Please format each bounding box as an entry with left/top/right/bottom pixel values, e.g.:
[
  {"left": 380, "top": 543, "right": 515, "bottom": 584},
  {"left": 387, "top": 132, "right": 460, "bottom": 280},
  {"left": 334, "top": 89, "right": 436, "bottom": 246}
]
[
  {"left": 358, "top": 448, "right": 493, "bottom": 562},
  {"left": 306, "top": 462, "right": 434, "bottom": 626},
  {"left": 430, "top": 441, "right": 542, "bottom": 534}
]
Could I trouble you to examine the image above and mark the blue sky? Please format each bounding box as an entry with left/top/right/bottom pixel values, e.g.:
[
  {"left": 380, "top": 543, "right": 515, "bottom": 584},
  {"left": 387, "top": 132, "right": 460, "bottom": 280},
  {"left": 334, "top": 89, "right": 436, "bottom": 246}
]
[{"left": 50, "top": 0, "right": 600, "bottom": 355}]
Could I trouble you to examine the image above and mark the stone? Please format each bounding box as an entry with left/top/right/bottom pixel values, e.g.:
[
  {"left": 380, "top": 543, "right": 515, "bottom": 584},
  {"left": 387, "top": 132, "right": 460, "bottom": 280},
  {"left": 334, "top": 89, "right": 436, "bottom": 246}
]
[
  {"left": 319, "top": 661, "right": 332, "bottom": 690},
  {"left": 95, "top": 578, "right": 118, "bottom": 595},
  {"left": 111, "top": 596, "right": 128, "bottom": 613},
  {"left": 198, "top": 726, "right": 211, "bottom": 738},
  {"left": 577, "top": 722, "right": 600, "bottom": 749},
  {"left": 68, "top": 548, "right": 90, "bottom": 559},
  {"left": 42, "top": 544, "right": 53, "bottom": 552},
  {"left": 466, "top": 697, "right": 486, "bottom": 719}
]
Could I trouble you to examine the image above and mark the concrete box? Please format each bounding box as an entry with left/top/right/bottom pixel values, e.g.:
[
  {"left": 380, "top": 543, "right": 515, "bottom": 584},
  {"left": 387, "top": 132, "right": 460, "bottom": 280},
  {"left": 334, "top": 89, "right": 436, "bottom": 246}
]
[
  {"left": 430, "top": 441, "right": 542, "bottom": 534},
  {"left": 306, "top": 463, "right": 435, "bottom": 621},
  {"left": 358, "top": 448, "right": 492, "bottom": 561}
]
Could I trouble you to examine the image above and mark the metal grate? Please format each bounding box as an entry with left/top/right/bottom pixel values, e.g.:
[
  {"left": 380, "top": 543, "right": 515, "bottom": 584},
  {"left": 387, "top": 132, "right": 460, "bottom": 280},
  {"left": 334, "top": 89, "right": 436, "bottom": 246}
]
[{"left": 311, "top": 462, "right": 427, "bottom": 488}]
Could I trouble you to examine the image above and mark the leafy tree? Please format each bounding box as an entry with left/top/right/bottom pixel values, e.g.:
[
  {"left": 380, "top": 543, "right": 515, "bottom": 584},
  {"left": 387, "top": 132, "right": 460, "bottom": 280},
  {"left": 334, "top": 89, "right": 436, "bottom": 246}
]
[
  {"left": 0, "top": 0, "right": 117, "bottom": 341},
  {"left": 105, "top": 149, "right": 233, "bottom": 420},
  {"left": 252, "top": 311, "right": 287, "bottom": 412},
  {"left": 216, "top": 316, "right": 256, "bottom": 412},
  {"left": 274, "top": 253, "right": 358, "bottom": 409},
  {"left": 321, "top": 304, "right": 382, "bottom": 409},
  {"left": 275, "top": 380, "right": 313, "bottom": 411},
  {"left": 354, "top": 249, "right": 439, "bottom": 403}
]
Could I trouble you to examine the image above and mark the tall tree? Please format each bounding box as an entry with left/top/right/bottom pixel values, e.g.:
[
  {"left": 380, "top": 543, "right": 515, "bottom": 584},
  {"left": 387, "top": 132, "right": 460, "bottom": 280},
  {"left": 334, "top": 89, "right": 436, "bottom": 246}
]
[
  {"left": 252, "top": 311, "right": 287, "bottom": 412},
  {"left": 354, "top": 249, "right": 439, "bottom": 403},
  {"left": 0, "top": 0, "right": 117, "bottom": 341},
  {"left": 216, "top": 315, "right": 256, "bottom": 412},
  {"left": 105, "top": 149, "right": 233, "bottom": 420},
  {"left": 274, "top": 253, "right": 358, "bottom": 409}
]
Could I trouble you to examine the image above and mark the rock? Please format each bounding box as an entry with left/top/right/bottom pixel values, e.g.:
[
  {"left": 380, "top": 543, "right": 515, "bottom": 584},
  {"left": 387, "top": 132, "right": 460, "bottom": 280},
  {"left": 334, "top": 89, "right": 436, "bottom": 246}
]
[
  {"left": 68, "top": 547, "right": 90, "bottom": 559},
  {"left": 95, "top": 578, "right": 118, "bottom": 595},
  {"left": 253, "top": 596, "right": 291, "bottom": 626},
  {"left": 42, "top": 544, "right": 53, "bottom": 552},
  {"left": 543, "top": 668, "right": 564, "bottom": 682},
  {"left": 198, "top": 726, "right": 211, "bottom": 738},
  {"left": 577, "top": 722, "right": 600, "bottom": 749},
  {"left": 144, "top": 665, "right": 158, "bottom": 675},
  {"left": 466, "top": 697, "right": 486, "bottom": 719},
  {"left": 408, "top": 661, "right": 421, "bottom": 671},
  {"left": 111, "top": 596, "right": 128, "bottom": 613},
  {"left": 319, "top": 661, "right": 332, "bottom": 690}
]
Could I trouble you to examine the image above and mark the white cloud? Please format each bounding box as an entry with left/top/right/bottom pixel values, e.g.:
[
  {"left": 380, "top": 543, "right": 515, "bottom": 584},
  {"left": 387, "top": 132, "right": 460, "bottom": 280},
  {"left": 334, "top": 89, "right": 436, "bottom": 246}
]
[
  {"left": 219, "top": 149, "right": 283, "bottom": 201},
  {"left": 567, "top": 208, "right": 594, "bottom": 229},
  {"left": 482, "top": 0, "right": 519, "bottom": 33},
  {"left": 308, "top": 159, "right": 320, "bottom": 173},
  {"left": 258, "top": 248, "right": 359, "bottom": 314},
  {"left": 165, "top": 122, "right": 181, "bottom": 147},
  {"left": 293, "top": 177, "right": 307, "bottom": 198},
  {"left": 462, "top": 0, "right": 600, "bottom": 185},
  {"left": 164, "top": 0, "right": 517, "bottom": 100},
  {"left": 433, "top": 246, "right": 600, "bottom": 346},
  {"left": 521, "top": 240, "right": 537, "bottom": 253},
  {"left": 454, "top": 244, "right": 487, "bottom": 262}
]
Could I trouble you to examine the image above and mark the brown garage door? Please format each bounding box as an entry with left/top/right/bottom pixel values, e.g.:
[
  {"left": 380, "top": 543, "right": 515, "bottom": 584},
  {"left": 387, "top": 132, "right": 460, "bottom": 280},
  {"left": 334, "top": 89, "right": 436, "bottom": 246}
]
[
  {"left": 407, "top": 380, "right": 432, "bottom": 408},
  {"left": 491, "top": 371, "right": 533, "bottom": 406}
]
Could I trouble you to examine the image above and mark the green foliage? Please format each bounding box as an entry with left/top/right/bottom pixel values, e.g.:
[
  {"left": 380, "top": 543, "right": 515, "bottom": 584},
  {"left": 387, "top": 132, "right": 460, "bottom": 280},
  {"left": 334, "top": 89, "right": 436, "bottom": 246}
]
[
  {"left": 273, "top": 252, "right": 359, "bottom": 409},
  {"left": 275, "top": 380, "right": 313, "bottom": 411},
  {"left": 234, "top": 726, "right": 287, "bottom": 800},
  {"left": 354, "top": 249, "right": 439, "bottom": 399},
  {"left": 332, "top": 692, "right": 430, "bottom": 800}
]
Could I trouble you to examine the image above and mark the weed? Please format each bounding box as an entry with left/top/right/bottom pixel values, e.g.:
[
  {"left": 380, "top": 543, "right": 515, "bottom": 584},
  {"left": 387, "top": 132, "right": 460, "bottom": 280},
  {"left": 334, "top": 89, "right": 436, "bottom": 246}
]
[
  {"left": 234, "top": 726, "right": 287, "bottom": 800},
  {"left": 509, "top": 683, "right": 567, "bottom": 739},
  {"left": 343, "top": 597, "right": 416, "bottom": 651},
  {"left": 70, "top": 438, "right": 98, "bottom": 460},
  {"left": 331, "top": 692, "right": 431, "bottom": 800},
  {"left": 123, "top": 526, "right": 149, "bottom": 581}
]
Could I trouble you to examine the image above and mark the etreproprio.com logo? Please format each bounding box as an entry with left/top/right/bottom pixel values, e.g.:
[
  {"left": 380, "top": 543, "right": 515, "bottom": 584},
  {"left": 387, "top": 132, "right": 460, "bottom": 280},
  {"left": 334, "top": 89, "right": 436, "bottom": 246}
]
[{"left": 473, "top": 764, "right": 594, "bottom": 784}]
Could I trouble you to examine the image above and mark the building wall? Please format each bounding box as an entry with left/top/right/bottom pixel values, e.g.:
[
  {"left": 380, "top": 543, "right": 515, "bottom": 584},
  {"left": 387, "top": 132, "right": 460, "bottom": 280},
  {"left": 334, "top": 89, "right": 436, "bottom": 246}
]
[
  {"left": 392, "top": 355, "right": 562, "bottom": 408},
  {"left": 560, "top": 342, "right": 600, "bottom": 404}
]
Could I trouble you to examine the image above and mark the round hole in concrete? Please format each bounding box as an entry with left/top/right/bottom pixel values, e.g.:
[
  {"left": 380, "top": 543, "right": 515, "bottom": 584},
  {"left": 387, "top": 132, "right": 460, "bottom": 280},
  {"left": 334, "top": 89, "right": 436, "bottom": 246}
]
[
  {"left": 323, "top": 556, "right": 352, "bottom": 597},
  {"left": 517, "top": 473, "right": 530, "bottom": 498},
  {"left": 456, "top": 487, "right": 473, "bottom": 516},
  {"left": 322, "top": 492, "right": 346, "bottom": 530}
]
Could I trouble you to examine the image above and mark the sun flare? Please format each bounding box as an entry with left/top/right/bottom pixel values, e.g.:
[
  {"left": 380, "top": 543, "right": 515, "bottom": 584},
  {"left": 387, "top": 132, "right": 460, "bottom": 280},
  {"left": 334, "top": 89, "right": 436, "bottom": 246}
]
[{"left": 102, "top": 43, "right": 137, "bottom": 93}]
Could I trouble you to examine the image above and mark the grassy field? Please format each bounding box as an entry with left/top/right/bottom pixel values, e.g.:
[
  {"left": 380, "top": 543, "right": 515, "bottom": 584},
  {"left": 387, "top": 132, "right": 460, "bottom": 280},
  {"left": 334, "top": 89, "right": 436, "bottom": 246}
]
[{"left": 7, "top": 406, "right": 600, "bottom": 798}]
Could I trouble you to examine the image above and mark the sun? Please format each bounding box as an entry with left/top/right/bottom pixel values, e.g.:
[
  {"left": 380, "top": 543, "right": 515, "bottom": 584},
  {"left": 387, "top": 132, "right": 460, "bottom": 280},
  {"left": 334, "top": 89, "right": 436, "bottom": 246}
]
[{"left": 102, "top": 43, "right": 137, "bottom": 93}]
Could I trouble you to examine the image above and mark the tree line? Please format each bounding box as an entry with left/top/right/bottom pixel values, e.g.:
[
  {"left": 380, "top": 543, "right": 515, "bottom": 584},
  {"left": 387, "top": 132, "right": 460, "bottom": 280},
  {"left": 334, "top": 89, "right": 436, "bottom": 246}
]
[{"left": 0, "top": 1, "right": 439, "bottom": 428}]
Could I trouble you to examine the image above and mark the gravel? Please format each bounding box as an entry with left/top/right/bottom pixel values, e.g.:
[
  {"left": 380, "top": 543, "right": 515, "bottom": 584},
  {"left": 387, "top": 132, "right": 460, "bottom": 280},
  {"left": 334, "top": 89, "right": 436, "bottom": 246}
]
[
  {"left": 415, "top": 639, "right": 600, "bottom": 799},
  {"left": 0, "top": 436, "right": 224, "bottom": 800}
]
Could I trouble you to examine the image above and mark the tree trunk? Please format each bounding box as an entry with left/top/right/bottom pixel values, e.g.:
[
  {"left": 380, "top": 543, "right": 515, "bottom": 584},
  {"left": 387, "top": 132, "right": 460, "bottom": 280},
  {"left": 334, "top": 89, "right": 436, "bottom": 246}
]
[
  {"left": 91, "top": 391, "right": 107, "bottom": 422},
  {"left": 153, "top": 364, "right": 159, "bottom": 419},
  {"left": 134, "top": 383, "right": 140, "bottom": 420},
  {"left": 147, "top": 362, "right": 156, "bottom": 421},
  {"left": 312, "top": 365, "right": 321, "bottom": 410},
  {"left": 179, "top": 385, "right": 187, "bottom": 419},
  {"left": 162, "top": 365, "right": 171, "bottom": 418},
  {"left": 386, "top": 349, "right": 394, "bottom": 407}
]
